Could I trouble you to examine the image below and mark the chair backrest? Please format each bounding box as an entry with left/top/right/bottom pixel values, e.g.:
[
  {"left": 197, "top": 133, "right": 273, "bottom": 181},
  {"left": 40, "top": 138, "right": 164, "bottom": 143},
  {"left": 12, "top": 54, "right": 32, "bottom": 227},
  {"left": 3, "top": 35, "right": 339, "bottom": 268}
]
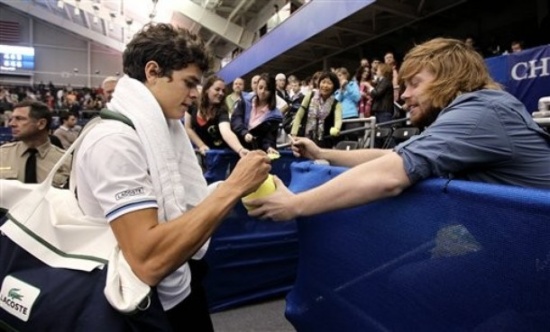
[
  {"left": 375, "top": 127, "right": 392, "bottom": 139},
  {"left": 335, "top": 141, "right": 359, "bottom": 150},
  {"left": 392, "top": 127, "right": 419, "bottom": 142}
]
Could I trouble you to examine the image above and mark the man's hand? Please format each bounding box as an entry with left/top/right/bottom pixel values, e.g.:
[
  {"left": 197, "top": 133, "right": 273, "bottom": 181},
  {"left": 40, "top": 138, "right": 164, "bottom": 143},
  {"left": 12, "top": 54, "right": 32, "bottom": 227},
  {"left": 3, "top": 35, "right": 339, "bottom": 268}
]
[
  {"left": 290, "top": 135, "right": 322, "bottom": 160},
  {"left": 247, "top": 176, "right": 299, "bottom": 221},
  {"left": 226, "top": 150, "right": 272, "bottom": 196},
  {"left": 238, "top": 147, "right": 249, "bottom": 158}
]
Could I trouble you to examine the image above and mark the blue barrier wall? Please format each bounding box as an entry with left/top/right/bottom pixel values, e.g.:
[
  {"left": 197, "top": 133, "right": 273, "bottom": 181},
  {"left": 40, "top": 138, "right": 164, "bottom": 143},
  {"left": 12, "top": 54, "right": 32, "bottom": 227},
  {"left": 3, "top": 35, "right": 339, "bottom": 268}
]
[
  {"left": 486, "top": 44, "right": 550, "bottom": 113},
  {"left": 285, "top": 162, "right": 550, "bottom": 331},
  {"left": 203, "top": 149, "right": 305, "bottom": 312}
]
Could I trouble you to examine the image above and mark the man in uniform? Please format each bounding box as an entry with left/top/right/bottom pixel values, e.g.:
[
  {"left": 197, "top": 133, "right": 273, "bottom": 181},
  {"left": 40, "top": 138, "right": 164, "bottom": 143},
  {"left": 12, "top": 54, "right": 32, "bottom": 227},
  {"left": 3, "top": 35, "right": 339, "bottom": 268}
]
[{"left": 0, "top": 100, "right": 70, "bottom": 188}]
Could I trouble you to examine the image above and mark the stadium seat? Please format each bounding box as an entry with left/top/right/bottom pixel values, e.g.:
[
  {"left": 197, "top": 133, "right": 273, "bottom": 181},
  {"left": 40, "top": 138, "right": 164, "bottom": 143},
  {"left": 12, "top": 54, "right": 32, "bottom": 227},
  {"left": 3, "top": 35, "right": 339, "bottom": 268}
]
[
  {"left": 391, "top": 127, "right": 419, "bottom": 144},
  {"left": 374, "top": 127, "right": 392, "bottom": 148},
  {"left": 335, "top": 140, "right": 359, "bottom": 150}
]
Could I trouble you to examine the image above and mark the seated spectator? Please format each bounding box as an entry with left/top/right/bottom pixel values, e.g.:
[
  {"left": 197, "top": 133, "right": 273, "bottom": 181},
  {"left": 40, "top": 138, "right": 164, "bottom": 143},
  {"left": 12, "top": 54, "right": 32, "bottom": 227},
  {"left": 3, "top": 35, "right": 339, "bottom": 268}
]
[
  {"left": 53, "top": 111, "right": 80, "bottom": 149},
  {"left": 510, "top": 40, "right": 524, "bottom": 53},
  {"left": 185, "top": 75, "right": 249, "bottom": 158},
  {"left": 290, "top": 71, "right": 343, "bottom": 148},
  {"left": 231, "top": 73, "right": 283, "bottom": 154},
  {"left": 101, "top": 76, "right": 118, "bottom": 103},
  {"left": 0, "top": 100, "right": 70, "bottom": 187},
  {"left": 0, "top": 87, "right": 14, "bottom": 127}
]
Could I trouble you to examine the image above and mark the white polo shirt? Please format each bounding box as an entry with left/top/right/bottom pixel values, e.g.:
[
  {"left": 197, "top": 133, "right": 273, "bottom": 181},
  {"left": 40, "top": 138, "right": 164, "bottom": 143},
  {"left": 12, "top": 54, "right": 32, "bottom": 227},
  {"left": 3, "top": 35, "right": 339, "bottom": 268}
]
[{"left": 75, "top": 120, "right": 191, "bottom": 310}]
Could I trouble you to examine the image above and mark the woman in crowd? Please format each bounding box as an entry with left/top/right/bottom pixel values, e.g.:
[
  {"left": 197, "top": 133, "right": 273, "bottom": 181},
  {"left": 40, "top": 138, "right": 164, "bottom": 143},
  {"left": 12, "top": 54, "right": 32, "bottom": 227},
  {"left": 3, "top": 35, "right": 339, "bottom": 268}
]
[
  {"left": 185, "top": 75, "right": 249, "bottom": 158},
  {"left": 230, "top": 73, "right": 283, "bottom": 154},
  {"left": 290, "top": 71, "right": 342, "bottom": 148},
  {"left": 335, "top": 67, "right": 361, "bottom": 141},
  {"left": 355, "top": 64, "right": 373, "bottom": 118},
  {"left": 364, "top": 63, "right": 395, "bottom": 125}
]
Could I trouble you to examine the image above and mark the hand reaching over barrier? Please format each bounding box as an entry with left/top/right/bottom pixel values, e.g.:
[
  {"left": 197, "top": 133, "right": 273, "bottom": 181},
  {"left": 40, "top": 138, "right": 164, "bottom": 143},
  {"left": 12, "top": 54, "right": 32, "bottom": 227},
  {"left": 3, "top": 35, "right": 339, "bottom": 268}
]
[{"left": 246, "top": 175, "right": 298, "bottom": 221}]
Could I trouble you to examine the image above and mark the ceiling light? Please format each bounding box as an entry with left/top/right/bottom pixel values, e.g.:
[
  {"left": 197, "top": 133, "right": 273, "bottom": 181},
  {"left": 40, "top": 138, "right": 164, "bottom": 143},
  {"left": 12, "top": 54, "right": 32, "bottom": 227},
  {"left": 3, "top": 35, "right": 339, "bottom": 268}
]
[
  {"left": 93, "top": 16, "right": 99, "bottom": 24},
  {"left": 57, "top": 0, "right": 64, "bottom": 9}
]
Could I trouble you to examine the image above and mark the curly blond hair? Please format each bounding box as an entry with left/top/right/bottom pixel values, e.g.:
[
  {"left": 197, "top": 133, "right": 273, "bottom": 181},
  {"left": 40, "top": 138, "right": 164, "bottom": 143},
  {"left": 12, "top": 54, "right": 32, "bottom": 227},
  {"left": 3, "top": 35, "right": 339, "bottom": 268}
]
[{"left": 399, "top": 38, "right": 501, "bottom": 110}]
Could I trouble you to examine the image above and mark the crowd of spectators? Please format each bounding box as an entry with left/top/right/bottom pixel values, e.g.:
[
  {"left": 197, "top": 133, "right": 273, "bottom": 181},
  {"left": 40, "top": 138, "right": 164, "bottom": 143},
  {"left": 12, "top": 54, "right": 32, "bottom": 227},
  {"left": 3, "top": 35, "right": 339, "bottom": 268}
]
[
  {"left": 0, "top": 35, "right": 540, "bottom": 155},
  {"left": 0, "top": 78, "right": 114, "bottom": 129}
]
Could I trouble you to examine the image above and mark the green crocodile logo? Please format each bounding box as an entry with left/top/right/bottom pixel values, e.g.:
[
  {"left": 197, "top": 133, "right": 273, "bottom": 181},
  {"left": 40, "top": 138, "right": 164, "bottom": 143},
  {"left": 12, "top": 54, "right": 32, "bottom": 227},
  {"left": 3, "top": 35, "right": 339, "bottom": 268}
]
[{"left": 8, "top": 288, "right": 23, "bottom": 301}]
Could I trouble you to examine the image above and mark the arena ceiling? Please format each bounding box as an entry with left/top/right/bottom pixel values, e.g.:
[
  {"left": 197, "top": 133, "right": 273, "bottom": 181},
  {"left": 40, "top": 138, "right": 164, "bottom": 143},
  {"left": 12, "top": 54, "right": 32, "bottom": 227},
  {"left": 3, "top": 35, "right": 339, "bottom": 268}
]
[
  {"left": 0, "top": 0, "right": 300, "bottom": 60},
  {"left": 0, "top": 0, "right": 544, "bottom": 80}
]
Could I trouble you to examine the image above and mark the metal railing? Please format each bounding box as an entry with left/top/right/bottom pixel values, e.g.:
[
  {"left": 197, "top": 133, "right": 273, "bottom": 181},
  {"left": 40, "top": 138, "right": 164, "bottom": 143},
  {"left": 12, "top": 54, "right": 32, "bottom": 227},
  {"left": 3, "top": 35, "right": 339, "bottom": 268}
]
[{"left": 277, "top": 116, "right": 377, "bottom": 149}]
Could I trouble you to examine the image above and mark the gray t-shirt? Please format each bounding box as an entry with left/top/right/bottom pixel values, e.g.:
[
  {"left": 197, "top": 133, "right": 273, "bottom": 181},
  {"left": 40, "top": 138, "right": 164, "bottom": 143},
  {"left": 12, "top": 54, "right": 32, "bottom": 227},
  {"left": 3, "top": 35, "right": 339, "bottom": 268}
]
[{"left": 395, "top": 89, "right": 550, "bottom": 189}]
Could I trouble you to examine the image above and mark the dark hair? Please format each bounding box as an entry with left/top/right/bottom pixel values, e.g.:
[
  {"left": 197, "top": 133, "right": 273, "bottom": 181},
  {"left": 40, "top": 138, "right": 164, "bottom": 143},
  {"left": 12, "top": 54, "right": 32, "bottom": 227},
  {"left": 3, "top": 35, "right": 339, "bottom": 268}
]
[
  {"left": 59, "top": 111, "right": 75, "bottom": 124},
  {"left": 123, "top": 23, "right": 212, "bottom": 82},
  {"left": 14, "top": 100, "right": 52, "bottom": 129},
  {"left": 354, "top": 65, "right": 371, "bottom": 82},
  {"left": 199, "top": 75, "right": 226, "bottom": 119},
  {"left": 511, "top": 40, "right": 524, "bottom": 48},
  {"left": 311, "top": 71, "right": 323, "bottom": 89},
  {"left": 317, "top": 71, "right": 340, "bottom": 92},
  {"left": 255, "top": 73, "right": 277, "bottom": 110}
]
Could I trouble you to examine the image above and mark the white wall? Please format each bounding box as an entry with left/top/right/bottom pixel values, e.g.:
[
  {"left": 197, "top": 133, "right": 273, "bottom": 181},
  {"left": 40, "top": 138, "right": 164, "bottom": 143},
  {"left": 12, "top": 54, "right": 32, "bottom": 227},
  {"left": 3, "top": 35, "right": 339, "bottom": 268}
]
[{"left": 0, "top": 4, "right": 122, "bottom": 88}]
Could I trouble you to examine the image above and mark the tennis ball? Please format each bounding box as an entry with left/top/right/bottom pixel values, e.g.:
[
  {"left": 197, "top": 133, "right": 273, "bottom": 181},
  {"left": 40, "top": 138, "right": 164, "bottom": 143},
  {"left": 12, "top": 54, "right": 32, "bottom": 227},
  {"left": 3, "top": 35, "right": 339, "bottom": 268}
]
[
  {"left": 242, "top": 174, "right": 276, "bottom": 211},
  {"left": 267, "top": 151, "right": 280, "bottom": 160}
]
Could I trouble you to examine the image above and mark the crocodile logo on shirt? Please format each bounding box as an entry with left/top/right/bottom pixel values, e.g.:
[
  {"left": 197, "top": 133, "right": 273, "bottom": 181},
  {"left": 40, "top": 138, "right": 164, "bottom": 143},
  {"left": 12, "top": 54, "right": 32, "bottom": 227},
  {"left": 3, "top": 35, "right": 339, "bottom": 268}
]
[
  {"left": 115, "top": 186, "right": 145, "bottom": 200},
  {"left": 8, "top": 288, "right": 23, "bottom": 301}
]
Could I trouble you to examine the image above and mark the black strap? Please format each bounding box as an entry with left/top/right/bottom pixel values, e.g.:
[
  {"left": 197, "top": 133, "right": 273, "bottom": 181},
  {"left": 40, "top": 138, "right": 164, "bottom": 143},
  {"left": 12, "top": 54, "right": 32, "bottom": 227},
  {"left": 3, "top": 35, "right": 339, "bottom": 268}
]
[
  {"left": 24, "top": 148, "right": 38, "bottom": 183},
  {"left": 98, "top": 109, "right": 135, "bottom": 129}
]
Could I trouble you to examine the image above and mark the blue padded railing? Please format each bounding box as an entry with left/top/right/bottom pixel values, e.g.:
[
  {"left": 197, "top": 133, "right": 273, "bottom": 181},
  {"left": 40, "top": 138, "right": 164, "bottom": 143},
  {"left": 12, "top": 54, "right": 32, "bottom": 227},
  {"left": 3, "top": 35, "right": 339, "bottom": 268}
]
[
  {"left": 203, "top": 149, "right": 305, "bottom": 312},
  {"left": 285, "top": 161, "right": 550, "bottom": 331}
]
